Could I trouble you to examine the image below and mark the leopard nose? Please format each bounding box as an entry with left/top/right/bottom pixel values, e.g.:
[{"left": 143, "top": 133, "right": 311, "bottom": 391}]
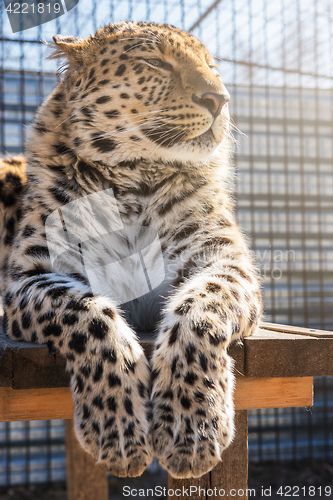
[{"left": 192, "top": 92, "right": 230, "bottom": 118}]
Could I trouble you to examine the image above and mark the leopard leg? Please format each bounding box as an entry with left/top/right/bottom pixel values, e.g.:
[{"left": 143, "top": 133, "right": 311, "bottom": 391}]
[
  {"left": 151, "top": 265, "right": 261, "bottom": 478},
  {"left": 3, "top": 274, "right": 153, "bottom": 477}
]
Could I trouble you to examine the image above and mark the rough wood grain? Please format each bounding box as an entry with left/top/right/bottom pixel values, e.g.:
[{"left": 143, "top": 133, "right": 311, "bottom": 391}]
[
  {"left": 0, "top": 386, "right": 73, "bottom": 421},
  {"left": 234, "top": 376, "right": 313, "bottom": 410},
  {"left": 65, "top": 419, "right": 108, "bottom": 500},
  {"left": 0, "top": 376, "right": 313, "bottom": 423},
  {"left": 12, "top": 346, "right": 69, "bottom": 389},
  {"left": 0, "top": 330, "right": 69, "bottom": 389},
  {"left": 0, "top": 342, "right": 13, "bottom": 387},
  {"left": 210, "top": 410, "right": 249, "bottom": 500},
  {"left": 245, "top": 330, "right": 333, "bottom": 378}
]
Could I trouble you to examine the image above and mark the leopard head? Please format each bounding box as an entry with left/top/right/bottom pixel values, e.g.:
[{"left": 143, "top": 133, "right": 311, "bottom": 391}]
[{"left": 41, "top": 22, "right": 230, "bottom": 165}]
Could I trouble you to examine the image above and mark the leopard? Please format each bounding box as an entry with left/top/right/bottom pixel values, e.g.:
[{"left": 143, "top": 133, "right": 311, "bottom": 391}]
[{"left": 0, "top": 21, "right": 262, "bottom": 479}]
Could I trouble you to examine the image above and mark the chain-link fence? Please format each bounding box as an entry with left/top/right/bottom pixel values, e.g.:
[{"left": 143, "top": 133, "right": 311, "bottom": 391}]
[{"left": 1, "top": 0, "right": 333, "bottom": 487}]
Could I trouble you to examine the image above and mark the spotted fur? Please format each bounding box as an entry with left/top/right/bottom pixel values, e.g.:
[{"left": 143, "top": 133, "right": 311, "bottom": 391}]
[
  {"left": 0, "top": 21, "right": 262, "bottom": 479},
  {"left": 0, "top": 157, "right": 27, "bottom": 295}
]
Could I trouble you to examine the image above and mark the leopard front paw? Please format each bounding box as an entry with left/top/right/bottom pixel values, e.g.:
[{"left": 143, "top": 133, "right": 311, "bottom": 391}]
[
  {"left": 151, "top": 336, "right": 235, "bottom": 478},
  {"left": 69, "top": 322, "right": 153, "bottom": 477}
]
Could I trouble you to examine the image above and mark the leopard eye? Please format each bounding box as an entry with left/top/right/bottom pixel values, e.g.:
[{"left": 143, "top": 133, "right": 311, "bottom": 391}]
[
  {"left": 148, "top": 58, "right": 163, "bottom": 67},
  {"left": 145, "top": 58, "right": 173, "bottom": 71}
]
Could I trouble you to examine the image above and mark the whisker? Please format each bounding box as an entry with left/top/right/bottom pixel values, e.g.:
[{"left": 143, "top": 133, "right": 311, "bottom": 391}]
[
  {"left": 68, "top": 98, "right": 85, "bottom": 103},
  {"left": 123, "top": 41, "right": 156, "bottom": 53},
  {"left": 229, "top": 120, "right": 245, "bottom": 137},
  {"left": 55, "top": 105, "right": 89, "bottom": 129},
  {"left": 157, "top": 129, "right": 187, "bottom": 149},
  {"left": 167, "top": 129, "right": 188, "bottom": 147},
  {"left": 124, "top": 116, "right": 182, "bottom": 135},
  {"left": 153, "top": 124, "right": 183, "bottom": 141}
]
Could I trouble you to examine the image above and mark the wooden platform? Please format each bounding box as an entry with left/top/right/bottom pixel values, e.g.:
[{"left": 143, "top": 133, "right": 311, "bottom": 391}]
[
  {"left": 0, "top": 321, "right": 332, "bottom": 500},
  {"left": 1, "top": 322, "right": 332, "bottom": 417}
]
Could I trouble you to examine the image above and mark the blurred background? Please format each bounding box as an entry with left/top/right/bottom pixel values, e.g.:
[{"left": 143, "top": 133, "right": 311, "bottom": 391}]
[{"left": 0, "top": 0, "right": 333, "bottom": 496}]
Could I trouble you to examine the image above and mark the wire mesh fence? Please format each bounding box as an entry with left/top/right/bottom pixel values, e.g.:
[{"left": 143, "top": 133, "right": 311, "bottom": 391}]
[
  {"left": 0, "top": 0, "right": 333, "bottom": 487},
  {"left": 0, "top": 420, "right": 65, "bottom": 486}
]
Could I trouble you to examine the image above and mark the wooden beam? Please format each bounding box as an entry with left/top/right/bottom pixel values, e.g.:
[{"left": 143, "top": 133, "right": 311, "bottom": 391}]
[
  {"left": 65, "top": 420, "right": 108, "bottom": 500},
  {"left": 244, "top": 329, "right": 333, "bottom": 377},
  {"left": 209, "top": 411, "right": 249, "bottom": 500},
  {"left": 2, "top": 322, "right": 333, "bottom": 391},
  {"left": 0, "top": 376, "right": 313, "bottom": 422},
  {"left": 0, "top": 386, "right": 73, "bottom": 421},
  {"left": 0, "top": 330, "right": 243, "bottom": 389},
  {"left": 235, "top": 376, "right": 313, "bottom": 410}
]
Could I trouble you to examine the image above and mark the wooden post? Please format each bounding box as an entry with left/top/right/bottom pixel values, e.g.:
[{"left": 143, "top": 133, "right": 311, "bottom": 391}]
[
  {"left": 65, "top": 419, "right": 108, "bottom": 500},
  {"left": 210, "top": 411, "right": 249, "bottom": 500},
  {"left": 168, "top": 411, "right": 248, "bottom": 500}
]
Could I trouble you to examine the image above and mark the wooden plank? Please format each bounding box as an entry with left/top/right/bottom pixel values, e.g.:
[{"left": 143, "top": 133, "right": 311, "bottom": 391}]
[
  {"left": 261, "top": 321, "right": 333, "bottom": 338},
  {"left": 1, "top": 320, "right": 333, "bottom": 389},
  {"left": 12, "top": 346, "right": 69, "bottom": 389},
  {"left": 0, "top": 342, "right": 13, "bottom": 387},
  {"left": 65, "top": 419, "right": 108, "bottom": 500},
  {"left": 0, "top": 330, "right": 69, "bottom": 389},
  {"left": 0, "top": 386, "right": 73, "bottom": 421},
  {"left": 0, "top": 330, "right": 245, "bottom": 388},
  {"left": 0, "top": 377, "right": 313, "bottom": 422},
  {"left": 210, "top": 410, "right": 249, "bottom": 500},
  {"left": 244, "top": 330, "right": 333, "bottom": 378},
  {"left": 234, "top": 376, "right": 313, "bottom": 410},
  {"left": 229, "top": 340, "right": 245, "bottom": 377}
]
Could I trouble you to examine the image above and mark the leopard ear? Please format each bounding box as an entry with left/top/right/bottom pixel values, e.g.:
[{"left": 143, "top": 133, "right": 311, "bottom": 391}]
[
  {"left": 53, "top": 34, "right": 81, "bottom": 45},
  {"left": 50, "top": 35, "right": 87, "bottom": 66}
]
